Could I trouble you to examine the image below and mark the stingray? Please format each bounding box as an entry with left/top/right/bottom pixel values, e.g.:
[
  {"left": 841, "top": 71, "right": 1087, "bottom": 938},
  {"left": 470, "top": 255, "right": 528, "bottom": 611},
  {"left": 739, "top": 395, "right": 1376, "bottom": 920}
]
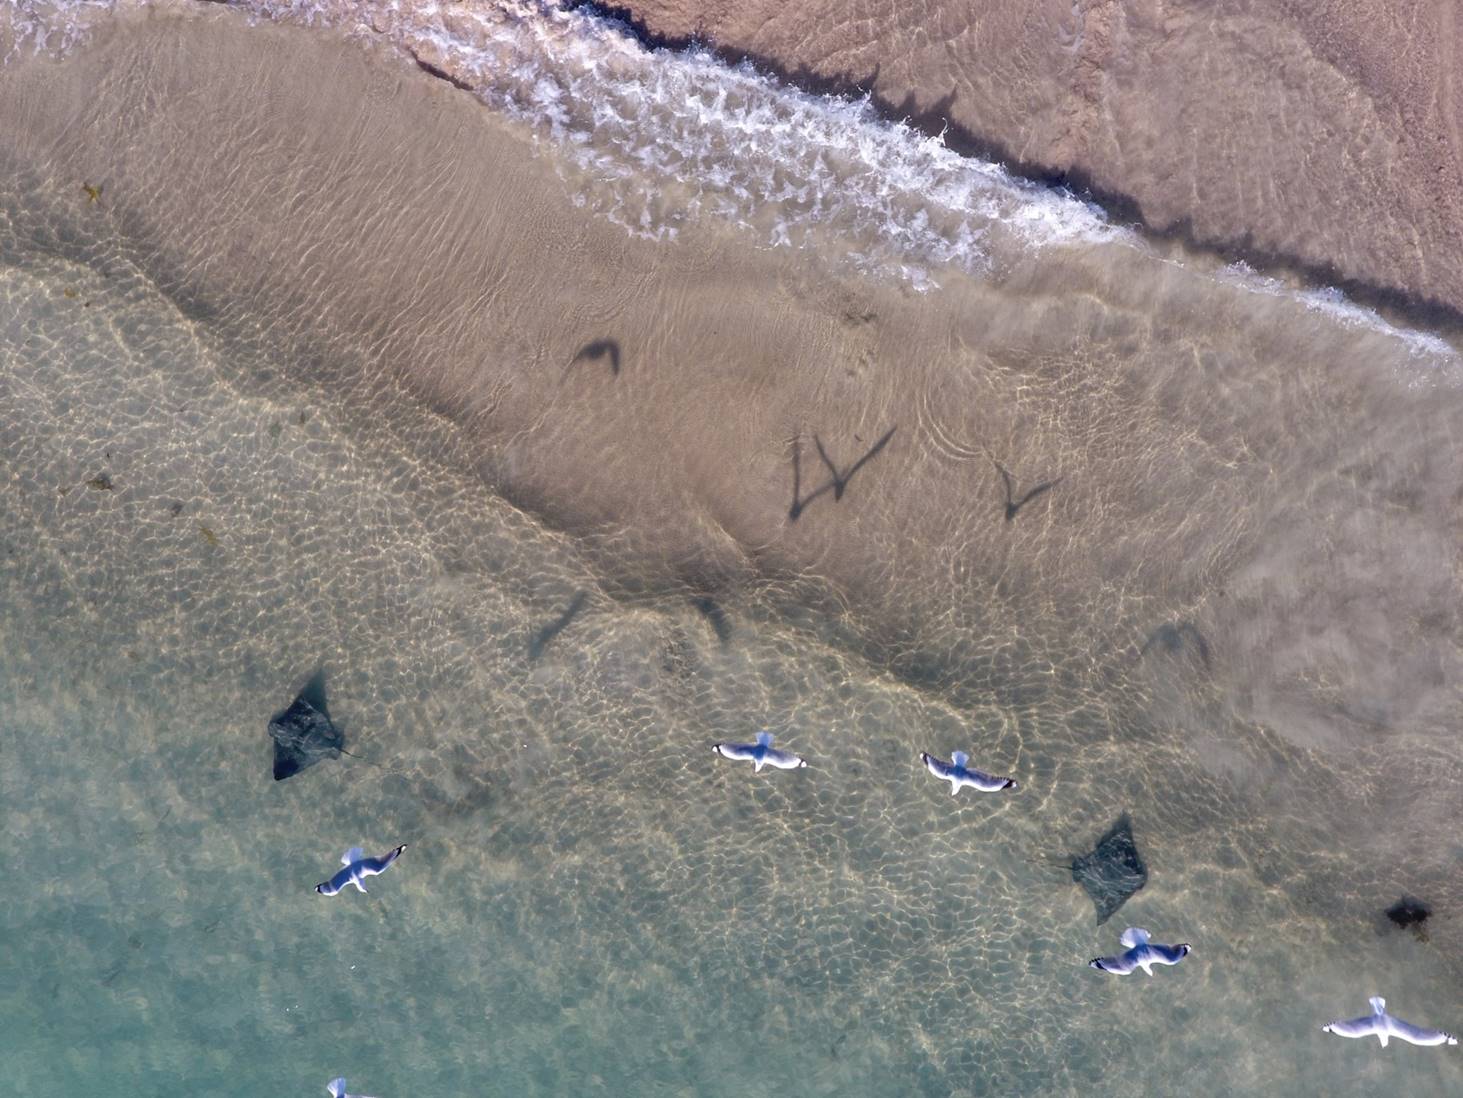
[
  {"left": 1071, "top": 814, "right": 1148, "bottom": 924},
  {"left": 268, "top": 670, "right": 344, "bottom": 781}
]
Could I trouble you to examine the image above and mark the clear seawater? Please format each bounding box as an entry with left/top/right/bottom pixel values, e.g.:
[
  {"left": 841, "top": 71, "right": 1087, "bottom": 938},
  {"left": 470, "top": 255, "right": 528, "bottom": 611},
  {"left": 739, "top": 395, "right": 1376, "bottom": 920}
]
[{"left": 1, "top": 4, "right": 1461, "bottom": 1097}]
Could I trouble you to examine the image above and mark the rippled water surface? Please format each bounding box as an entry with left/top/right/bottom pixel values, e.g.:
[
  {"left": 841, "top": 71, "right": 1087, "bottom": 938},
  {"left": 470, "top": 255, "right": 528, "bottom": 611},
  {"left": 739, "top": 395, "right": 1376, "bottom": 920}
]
[{"left": 1, "top": 4, "right": 1462, "bottom": 1097}]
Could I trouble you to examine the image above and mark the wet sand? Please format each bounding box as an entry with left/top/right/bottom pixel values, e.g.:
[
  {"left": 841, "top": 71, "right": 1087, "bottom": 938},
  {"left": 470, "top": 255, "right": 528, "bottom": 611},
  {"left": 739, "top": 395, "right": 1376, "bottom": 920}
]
[
  {"left": 604, "top": 0, "right": 1463, "bottom": 320},
  {"left": 1, "top": 5, "right": 1462, "bottom": 1095}
]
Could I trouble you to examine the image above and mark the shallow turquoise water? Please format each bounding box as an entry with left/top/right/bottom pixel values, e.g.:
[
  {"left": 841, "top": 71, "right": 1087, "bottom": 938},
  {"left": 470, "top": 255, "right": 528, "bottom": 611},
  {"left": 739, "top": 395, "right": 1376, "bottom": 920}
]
[{"left": 1, "top": 235, "right": 1459, "bottom": 1098}]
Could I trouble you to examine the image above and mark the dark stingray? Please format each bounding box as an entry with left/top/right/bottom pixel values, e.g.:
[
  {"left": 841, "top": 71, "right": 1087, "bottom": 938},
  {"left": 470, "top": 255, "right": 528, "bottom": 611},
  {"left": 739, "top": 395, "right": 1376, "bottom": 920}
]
[
  {"left": 1385, "top": 896, "right": 1430, "bottom": 929},
  {"left": 1140, "top": 621, "right": 1212, "bottom": 669},
  {"left": 1071, "top": 814, "right": 1148, "bottom": 923},
  {"left": 268, "top": 670, "right": 343, "bottom": 781},
  {"left": 1384, "top": 895, "right": 1431, "bottom": 935}
]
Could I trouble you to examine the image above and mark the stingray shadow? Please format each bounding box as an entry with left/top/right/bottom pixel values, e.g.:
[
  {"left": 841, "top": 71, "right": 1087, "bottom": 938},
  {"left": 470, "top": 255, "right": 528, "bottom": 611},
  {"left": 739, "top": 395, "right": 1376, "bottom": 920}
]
[
  {"left": 691, "top": 595, "right": 733, "bottom": 644},
  {"left": 268, "top": 669, "right": 344, "bottom": 781},
  {"left": 529, "top": 591, "right": 589, "bottom": 659},
  {"left": 1139, "top": 621, "right": 1212, "bottom": 669}
]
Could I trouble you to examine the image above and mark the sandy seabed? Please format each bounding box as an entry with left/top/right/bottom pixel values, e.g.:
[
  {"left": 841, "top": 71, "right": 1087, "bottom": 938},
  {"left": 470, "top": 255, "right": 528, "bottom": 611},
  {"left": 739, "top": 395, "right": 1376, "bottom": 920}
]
[{"left": 0, "top": 5, "right": 1460, "bottom": 1095}]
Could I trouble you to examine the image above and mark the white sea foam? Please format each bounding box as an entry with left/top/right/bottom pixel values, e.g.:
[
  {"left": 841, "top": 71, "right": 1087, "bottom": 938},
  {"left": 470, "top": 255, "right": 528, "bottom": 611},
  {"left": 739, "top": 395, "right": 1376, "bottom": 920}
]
[
  {"left": 1, "top": 0, "right": 123, "bottom": 61},
  {"left": 1216, "top": 261, "right": 1460, "bottom": 377},
  {"left": 3, "top": 0, "right": 1458, "bottom": 365},
  {"left": 274, "top": 0, "right": 1130, "bottom": 285}
]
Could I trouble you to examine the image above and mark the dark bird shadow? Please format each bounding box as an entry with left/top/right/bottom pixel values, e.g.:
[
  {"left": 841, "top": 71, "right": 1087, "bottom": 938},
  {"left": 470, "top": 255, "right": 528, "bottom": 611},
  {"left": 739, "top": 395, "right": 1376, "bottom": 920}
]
[
  {"left": 268, "top": 669, "right": 344, "bottom": 781},
  {"left": 787, "top": 434, "right": 837, "bottom": 521},
  {"left": 1069, "top": 814, "right": 1148, "bottom": 924},
  {"left": 993, "top": 459, "right": 1062, "bottom": 522},
  {"left": 790, "top": 426, "right": 896, "bottom": 519},
  {"left": 813, "top": 426, "right": 897, "bottom": 501},
  {"left": 567, "top": 339, "right": 621, "bottom": 378},
  {"left": 529, "top": 591, "right": 589, "bottom": 659}
]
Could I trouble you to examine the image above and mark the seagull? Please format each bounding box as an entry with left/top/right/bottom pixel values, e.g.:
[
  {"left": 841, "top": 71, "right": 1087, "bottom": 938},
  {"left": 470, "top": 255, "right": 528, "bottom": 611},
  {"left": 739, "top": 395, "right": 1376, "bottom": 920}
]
[
  {"left": 327, "top": 1078, "right": 378, "bottom": 1098},
  {"left": 712, "top": 731, "right": 807, "bottom": 773},
  {"left": 920, "top": 751, "right": 1016, "bottom": 794},
  {"left": 1088, "top": 927, "right": 1191, "bottom": 976},
  {"left": 316, "top": 845, "right": 407, "bottom": 896},
  {"left": 1322, "top": 997, "right": 1457, "bottom": 1047}
]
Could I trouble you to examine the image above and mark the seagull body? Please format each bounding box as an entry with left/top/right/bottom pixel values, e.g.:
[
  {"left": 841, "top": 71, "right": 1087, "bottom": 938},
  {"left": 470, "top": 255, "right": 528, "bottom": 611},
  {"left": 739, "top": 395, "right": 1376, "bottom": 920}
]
[
  {"left": 712, "top": 731, "right": 806, "bottom": 773},
  {"left": 1322, "top": 997, "right": 1457, "bottom": 1047},
  {"left": 1089, "top": 927, "right": 1190, "bottom": 976},
  {"left": 327, "top": 1078, "right": 378, "bottom": 1098},
  {"left": 316, "top": 844, "right": 407, "bottom": 896},
  {"left": 920, "top": 751, "right": 1016, "bottom": 794}
]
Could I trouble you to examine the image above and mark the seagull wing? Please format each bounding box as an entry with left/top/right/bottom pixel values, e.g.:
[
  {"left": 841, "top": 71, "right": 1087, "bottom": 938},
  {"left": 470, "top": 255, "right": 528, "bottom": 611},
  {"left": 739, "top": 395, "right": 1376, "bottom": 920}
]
[
  {"left": 1387, "top": 1016, "right": 1457, "bottom": 1046},
  {"left": 358, "top": 845, "right": 405, "bottom": 876},
  {"left": 1322, "top": 1015, "right": 1382, "bottom": 1040},
  {"left": 1089, "top": 949, "right": 1139, "bottom": 975},
  {"left": 921, "top": 752, "right": 953, "bottom": 779},
  {"left": 327, "top": 1079, "right": 347, "bottom": 1098},
  {"left": 762, "top": 747, "right": 807, "bottom": 770},
  {"left": 713, "top": 742, "right": 759, "bottom": 763},
  {"left": 317, "top": 866, "right": 354, "bottom": 896},
  {"left": 963, "top": 766, "right": 1016, "bottom": 791},
  {"left": 1146, "top": 943, "right": 1189, "bottom": 967}
]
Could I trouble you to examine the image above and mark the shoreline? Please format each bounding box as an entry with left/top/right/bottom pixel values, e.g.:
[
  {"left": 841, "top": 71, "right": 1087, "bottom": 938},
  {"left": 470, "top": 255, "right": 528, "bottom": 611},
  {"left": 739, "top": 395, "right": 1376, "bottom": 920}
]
[{"left": 585, "top": 0, "right": 1463, "bottom": 336}]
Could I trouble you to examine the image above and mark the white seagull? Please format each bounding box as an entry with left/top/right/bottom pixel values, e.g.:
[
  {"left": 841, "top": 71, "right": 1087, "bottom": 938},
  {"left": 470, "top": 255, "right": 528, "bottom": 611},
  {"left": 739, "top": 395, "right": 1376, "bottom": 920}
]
[
  {"left": 327, "top": 1078, "right": 378, "bottom": 1098},
  {"left": 920, "top": 750, "right": 1016, "bottom": 794},
  {"left": 1088, "top": 927, "right": 1191, "bottom": 976},
  {"left": 316, "top": 844, "right": 407, "bottom": 896},
  {"left": 712, "top": 731, "right": 807, "bottom": 773},
  {"left": 1322, "top": 997, "right": 1457, "bottom": 1047}
]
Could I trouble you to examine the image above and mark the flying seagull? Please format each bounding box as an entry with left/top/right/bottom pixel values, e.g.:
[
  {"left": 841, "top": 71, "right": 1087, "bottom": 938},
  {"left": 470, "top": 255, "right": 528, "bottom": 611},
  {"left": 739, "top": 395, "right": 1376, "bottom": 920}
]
[
  {"left": 316, "top": 845, "right": 408, "bottom": 896},
  {"left": 327, "top": 1078, "right": 379, "bottom": 1098},
  {"left": 1088, "top": 927, "right": 1191, "bottom": 976},
  {"left": 712, "top": 731, "right": 807, "bottom": 772},
  {"left": 920, "top": 751, "right": 1017, "bottom": 794},
  {"left": 1321, "top": 997, "right": 1457, "bottom": 1047}
]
